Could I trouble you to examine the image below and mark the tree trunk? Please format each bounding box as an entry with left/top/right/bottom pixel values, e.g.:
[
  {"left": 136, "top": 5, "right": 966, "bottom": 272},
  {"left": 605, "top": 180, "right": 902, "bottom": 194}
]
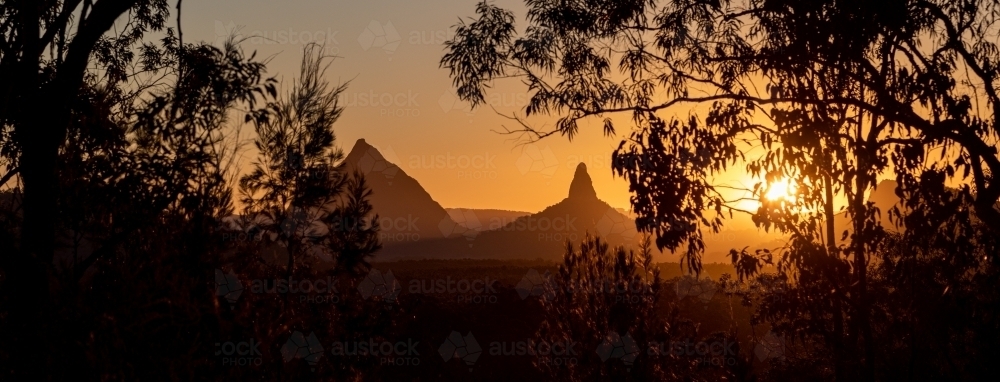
[
  {"left": 9, "top": 1, "right": 51, "bottom": 378},
  {"left": 853, "top": 127, "right": 876, "bottom": 382},
  {"left": 824, "top": 160, "right": 847, "bottom": 382}
]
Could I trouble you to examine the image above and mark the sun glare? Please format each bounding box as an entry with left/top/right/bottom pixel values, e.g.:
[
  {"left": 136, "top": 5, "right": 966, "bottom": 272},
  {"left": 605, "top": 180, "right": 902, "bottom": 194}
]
[{"left": 764, "top": 178, "right": 797, "bottom": 202}]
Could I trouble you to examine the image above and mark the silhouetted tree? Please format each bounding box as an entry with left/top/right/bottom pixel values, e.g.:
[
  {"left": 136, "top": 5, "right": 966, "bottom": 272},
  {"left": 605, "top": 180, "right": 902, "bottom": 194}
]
[
  {"left": 221, "top": 43, "right": 390, "bottom": 381},
  {"left": 443, "top": 1, "right": 1000, "bottom": 381},
  {"left": 0, "top": 1, "right": 186, "bottom": 376},
  {"left": 238, "top": 43, "right": 378, "bottom": 277},
  {"left": 534, "top": 234, "right": 744, "bottom": 380}
]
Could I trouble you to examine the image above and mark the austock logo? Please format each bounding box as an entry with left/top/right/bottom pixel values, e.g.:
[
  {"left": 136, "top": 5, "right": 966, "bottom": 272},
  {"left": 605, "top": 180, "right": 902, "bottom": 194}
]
[
  {"left": 596, "top": 331, "right": 640, "bottom": 370},
  {"left": 595, "top": 207, "right": 639, "bottom": 242},
  {"left": 220, "top": 228, "right": 264, "bottom": 243},
  {"left": 438, "top": 210, "right": 481, "bottom": 245},
  {"left": 515, "top": 269, "right": 556, "bottom": 301},
  {"left": 340, "top": 90, "right": 419, "bottom": 108},
  {"left": 648, "top": 338, "right": 739, "bottom": 367},
  {"left": 648, "top": 215, "right": 698, "bottom": 234},
  {"left": 491, "top": 214, "right": 579, "bottom": 242},
  {"left": 754, "top": 331, "right": 786, "bottom": 362},
  {"left": 340, "top": 90, "right": 421, "bottom": 117},
  {"left": 215, "top": 268, "right": 244, "bottom": 309},
  {"left": 215, "top": 339, "right": 263, "bottom": 366},
  {"left": 675, "top": 273, "right": 717, "bottom": 304},
  {"left": 357, "top": 268, "right": 402, "bottom": 303},
  {"left": 247, "top": 27, "right": 338, "bottom": 47},
  {"left": 282, "top": 331, "right": 325, "bottom": 371},
  {"left": 516, "top": 269, "right": 654, "bottom": 304},
  {"left": 438, "top": 90, "right": 529, "bottom": 115},
  {"left": 358, "top": 20, "right": 457, "bottom": 58},
  {"left": 377, "top": 215, "right": 421, "bottom": 243},
  {"left": 247, "top": 276, "right": 341, "bottom": 304},
  {"left": 488, "top": 338, "right": 579, "bottom": 366},
  {"left": 594, "top": 331, "right": 742, "bottom": 369},
  {"left": 330, "top": 338, "right": 421, "bottom": 366},
  {"left": 438, "top": 331, "right": 482, "bottom": 371},
  {"left": 405, "top": 152, "right": 499, "bottom": 180},
  {"left": 406, "top": 273, "right": 499, "bottom": 304},
  {"left": 356, "top": 144, "right": 401, "bottom": 185},
  {"left": 408, "top": 28, "right": 452, "bottom": 46},
  {"left": 515, "top": 144, "right": 559, "bottom": 179},
  {"left": 358, "top": 20, "right": 401, "bottom": 57},
  {"left": 213, "top": 20, "right": 339, "bottom": 49}
]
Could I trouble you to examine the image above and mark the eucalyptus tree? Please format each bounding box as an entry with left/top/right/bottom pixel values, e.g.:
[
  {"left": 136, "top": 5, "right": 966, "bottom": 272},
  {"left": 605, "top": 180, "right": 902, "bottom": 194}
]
[
  {"left": 535, "top": 235, "right": 748, "bottom": 380},
  {"left": 0, "top": 2, "right": 385, "bottom": 379},
  {"left": 2, "top": 0, "right": 169, "bottom": 375},
  {"left": 227, "top": 45, "right": 385, "bottom": 381},
  {"left": 238, "top": 44, "right": 381, "bottom": 278},
  {"left": 442, "top": 0, "right": 999, "bottom": 380},
  {"left": 0, "top": 0, "right": 281, "bottom": 377}
]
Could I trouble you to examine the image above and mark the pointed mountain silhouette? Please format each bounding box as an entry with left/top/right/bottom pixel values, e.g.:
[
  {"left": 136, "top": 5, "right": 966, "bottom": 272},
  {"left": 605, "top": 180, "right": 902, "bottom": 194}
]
[
  {"left": 352, "top": 140, "right": 922, "bottom": 261},
  {"left": 472, "top": 163, "right": 641, "bottom": 259},
  {"left": 567, "top": 162, "right": 598, "bottom": 200},
  {"left": 342, "top": 139, "right": 466, "bottom": 243},
  {"left": 372, "top": 162, "right": 645, "bottom": 260},
  {"left": 466, "top": 163, "right": 643, "bottom": 259}
]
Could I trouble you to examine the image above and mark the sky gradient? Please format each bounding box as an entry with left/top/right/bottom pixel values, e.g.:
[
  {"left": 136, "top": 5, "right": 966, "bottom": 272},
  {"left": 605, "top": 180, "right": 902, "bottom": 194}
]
[{"left": 181, "top": 0, "right": 645, "bottom": 213}]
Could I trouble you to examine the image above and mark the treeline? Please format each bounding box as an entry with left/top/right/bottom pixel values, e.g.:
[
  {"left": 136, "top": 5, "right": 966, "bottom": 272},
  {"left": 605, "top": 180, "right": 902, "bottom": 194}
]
[
  {"left": 442, "top": 0, "right": 1000, "bottom": 381},
  {"left": 2, "top": 1, "right": 1000, "bottom": 381}
]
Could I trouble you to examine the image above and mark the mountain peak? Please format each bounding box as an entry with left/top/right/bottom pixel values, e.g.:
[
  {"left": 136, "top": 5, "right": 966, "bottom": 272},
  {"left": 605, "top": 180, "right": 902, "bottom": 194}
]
[
  {"left": 350, "top": 138, "right": 373, "bottom": 155},
  {"left": 568, "top": 163, "right": 598, "bottom": 200},
  {"left": 346, "top": 138, "right": 386, "bottom": 164}
]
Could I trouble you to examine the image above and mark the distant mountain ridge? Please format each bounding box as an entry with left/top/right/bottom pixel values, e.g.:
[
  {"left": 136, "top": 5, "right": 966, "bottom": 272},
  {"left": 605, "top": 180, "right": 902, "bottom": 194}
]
[
  {"left": 344, "top": 138, "right": 644, "bottom": 260},
  {"left": 461, "top": 162, "right": 643, "bottom": 259},
  {"left": 344, "top": 139, "right": 911, "bottom": 262},
  {"left": 445, "top": 208, "right": 531, "bottom": 232}
]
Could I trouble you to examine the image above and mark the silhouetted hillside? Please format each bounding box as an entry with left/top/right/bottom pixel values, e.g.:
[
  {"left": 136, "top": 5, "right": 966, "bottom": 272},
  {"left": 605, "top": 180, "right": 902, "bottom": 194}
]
[
  {"left": 373, "top": 162, "right": 644, "bottom": 260},
  {"left": 467, "top": 163, "right": 642, "bottom": 259},
  {"left": 348, "top": 139, "right": 911, "bottom": 263},
  {"left": 342, "top": 139, "right": 468, "bottom": 243},
  {"left": 445, "top": 208, "right": 531, "bottom": 231}
]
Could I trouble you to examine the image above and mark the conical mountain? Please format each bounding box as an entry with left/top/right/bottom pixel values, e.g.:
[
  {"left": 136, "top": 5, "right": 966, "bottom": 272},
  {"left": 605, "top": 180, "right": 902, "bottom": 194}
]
[
  {"left": 342, "top": 139, "right": 461, "bottom": 243},
  {"left": 568, "top": 163, "right": 598, "bottom": 200},
  {"left": 459, "top": 162, "right": 642, "bottom": 260}
]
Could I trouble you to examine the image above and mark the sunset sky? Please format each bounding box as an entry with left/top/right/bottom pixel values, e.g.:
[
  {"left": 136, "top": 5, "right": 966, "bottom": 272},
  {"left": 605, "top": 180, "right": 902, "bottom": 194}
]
[
  {"left": 182, "top": 0, "right": 879, "bottom": 222},
  {"left": 185, "top": 0, "right": 648, "bottom": 213}
]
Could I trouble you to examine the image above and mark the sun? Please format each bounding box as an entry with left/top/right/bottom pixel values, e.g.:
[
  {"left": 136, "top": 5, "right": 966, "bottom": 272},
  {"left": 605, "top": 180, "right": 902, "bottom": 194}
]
[{"left": 764, "top": 178, "right": 797, "bottom": 202}]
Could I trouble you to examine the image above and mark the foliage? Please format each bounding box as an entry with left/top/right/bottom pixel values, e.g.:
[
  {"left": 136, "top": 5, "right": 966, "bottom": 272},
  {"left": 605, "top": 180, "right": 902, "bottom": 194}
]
[
  {"left": 534, "top": 234, "right": 745, "bottom": 381},
  {"left": 0, "top": 2, "right": 386, "bottom": 375},
  {"left": 443, "top": 0, "right": 1000, "bottom": 380}
]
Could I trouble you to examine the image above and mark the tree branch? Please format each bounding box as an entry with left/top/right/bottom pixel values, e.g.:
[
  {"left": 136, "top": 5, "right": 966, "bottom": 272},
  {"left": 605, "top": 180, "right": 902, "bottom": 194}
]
[{"left": 0, "top": 165, "right": 20, "bottom": 188}]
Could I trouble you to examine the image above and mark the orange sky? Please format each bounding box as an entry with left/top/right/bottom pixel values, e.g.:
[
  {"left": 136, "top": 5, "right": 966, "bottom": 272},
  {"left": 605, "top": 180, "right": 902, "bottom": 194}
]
[
  {"left": 183, "top": 0, "right": 903, "bottom": 217},
  {"left": 181, "top": 0, "right": 645, "bottom": 213}
]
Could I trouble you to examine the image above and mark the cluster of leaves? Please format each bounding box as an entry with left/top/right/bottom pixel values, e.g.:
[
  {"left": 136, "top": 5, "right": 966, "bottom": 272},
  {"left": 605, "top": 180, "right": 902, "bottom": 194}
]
[
  {"left": 534, "top": 235, "right": 746, "bottom": 381},
  {"left": 0, "top": 1, "right": 390, "bottom": 375},
  {"left": 217, "top": 44, "right": 393, "bottom": 379},
  {"left": 444, "top": 0, "right": 1000, "bottom": 380}
]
